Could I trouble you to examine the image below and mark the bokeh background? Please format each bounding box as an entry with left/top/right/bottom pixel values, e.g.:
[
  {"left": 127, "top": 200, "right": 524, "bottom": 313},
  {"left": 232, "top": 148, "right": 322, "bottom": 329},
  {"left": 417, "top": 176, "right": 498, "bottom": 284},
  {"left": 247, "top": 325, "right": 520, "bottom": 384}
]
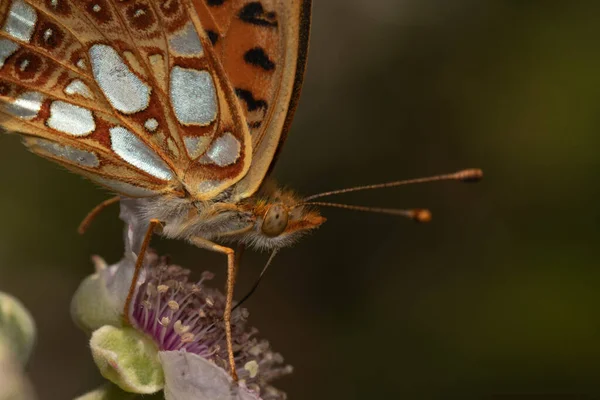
[{"left": 1, "top": 0, "right": 599, "bottom": 398}]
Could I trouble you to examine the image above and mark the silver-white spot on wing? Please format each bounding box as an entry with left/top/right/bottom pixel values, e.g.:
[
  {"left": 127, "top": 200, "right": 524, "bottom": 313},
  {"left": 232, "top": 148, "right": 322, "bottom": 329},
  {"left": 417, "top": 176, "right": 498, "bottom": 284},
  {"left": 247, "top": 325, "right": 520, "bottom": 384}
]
[
  {"left": 199, "top": 132, "right": 241, "bottom": 167},
  {"left": 133, "top": 8, "right": 146, "bottom": 18},
  {"left": 92, "top": 176, "right": 158, "bottom": 197},
  {"left": 48, "top": 101, "right": 95, "bottom": 136},
  {"left": 109, "top": 126, "right": 173, "bottom": 180},
  {"left": 2, "top": 0, "right": 36, "bottom": 42},
  {"left": 3, "top": 91, "right": 43, "bottom": 119},
  {"left": 76, "top": 58, "right": 86, "bottom": 70},
  {"left": 183, "top": 135, "right": 211, "bottom": 160},
  {"left": 32, "top": 138, "right": 99, "bottom": 168},
  {"left": 18, "top": 57, "right": 28, "bottom": 71},
  {"left": 0, "top": 39, "right": 19, "bottom": 68},
  {"left": 89, "top": 44, "right": 151, "bottom": 114},
  {"left": 170, "top": 66, "right": 217, "bottom": 126},
  {"left": 144, "top": 118, "right": 158, "bottom": 132},
  {"left": 169, "top": 22, "right": 203, "bottom": 56},
  {"left": 64, "top": 79, "right": 94, "bottom": 99},
  {"left": 197, "top": 179, "right": 222, "bottom": 194},
  {"left": 43, "top": 28, "right": 53, "bottom": 43}
]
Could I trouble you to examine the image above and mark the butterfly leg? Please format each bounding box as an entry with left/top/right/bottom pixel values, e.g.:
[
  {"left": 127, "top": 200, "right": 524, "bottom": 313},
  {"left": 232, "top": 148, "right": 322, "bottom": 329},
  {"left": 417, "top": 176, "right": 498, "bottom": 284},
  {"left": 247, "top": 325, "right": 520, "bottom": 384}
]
[
  {"left": 78, "top": 196, "right": 120, "bottom": 234},
  {"left": 189, "top": 237, "right": 239, "bottom": 381},
  {"left": 123, "top": 219, "right": 160, "bottom": 325}
]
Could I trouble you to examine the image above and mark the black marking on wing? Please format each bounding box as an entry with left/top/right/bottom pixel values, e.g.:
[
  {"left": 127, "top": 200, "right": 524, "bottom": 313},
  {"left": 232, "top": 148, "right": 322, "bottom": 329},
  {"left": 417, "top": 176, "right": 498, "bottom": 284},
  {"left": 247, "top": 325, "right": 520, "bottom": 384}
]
[
  {"left": 235, "top": 88, "right": 268, "bottom": 128},
  {"left": 244, "top": 47, "right": 275, "bottom": 71},
  {"left": 238, "top": 3, "right": 278, "bottom": 27},
  {"left": 235, "top": 88, "right": 267, "bottom": 111},
  {"left": 207, "top": 0, "right": 226, "bottom": 6},
  {"left": 206, "top": 29, "right": 219, "bottom": 45}
]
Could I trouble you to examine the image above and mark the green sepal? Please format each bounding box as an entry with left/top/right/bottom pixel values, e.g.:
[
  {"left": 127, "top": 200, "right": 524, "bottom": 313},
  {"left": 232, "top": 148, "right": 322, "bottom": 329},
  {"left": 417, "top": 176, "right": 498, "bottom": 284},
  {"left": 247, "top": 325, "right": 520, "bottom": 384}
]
[{"left": 90, "top": 326, "right": 164, "bottom": 394}]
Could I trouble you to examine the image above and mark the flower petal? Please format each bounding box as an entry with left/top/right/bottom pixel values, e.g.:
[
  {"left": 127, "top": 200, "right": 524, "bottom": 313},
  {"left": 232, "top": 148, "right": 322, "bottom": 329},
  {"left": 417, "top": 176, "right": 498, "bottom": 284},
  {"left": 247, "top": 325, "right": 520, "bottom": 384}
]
[
  {"left": 119, "top": 198, "right": 151, "bottom": 256},
  {"left": 118, "top": 199, "right": 155, "bottom": 320},
  {"left": 159, "top": 351, "right": 260, "bottom": 400}
]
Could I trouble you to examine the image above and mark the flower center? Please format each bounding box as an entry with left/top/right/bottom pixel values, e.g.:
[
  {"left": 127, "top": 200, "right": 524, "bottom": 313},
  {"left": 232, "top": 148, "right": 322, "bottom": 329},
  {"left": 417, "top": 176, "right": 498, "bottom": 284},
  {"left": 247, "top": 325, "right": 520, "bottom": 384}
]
[
  {"left": 131, "top": 264, "right": 223, "bottom": 357},
  {"left": 129, "top": 260, "right": 292, "bottom": 399}
]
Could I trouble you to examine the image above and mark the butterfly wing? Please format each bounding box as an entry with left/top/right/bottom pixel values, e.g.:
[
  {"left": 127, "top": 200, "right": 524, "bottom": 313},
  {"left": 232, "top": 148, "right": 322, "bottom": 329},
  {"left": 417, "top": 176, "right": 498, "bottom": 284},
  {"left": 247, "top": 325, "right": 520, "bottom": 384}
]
[
  {"left": 0, "top": 0, "right": 251, "bottom": 200},
  {"left": 194, "top": 0, "right": 312, "bottom": 199}
]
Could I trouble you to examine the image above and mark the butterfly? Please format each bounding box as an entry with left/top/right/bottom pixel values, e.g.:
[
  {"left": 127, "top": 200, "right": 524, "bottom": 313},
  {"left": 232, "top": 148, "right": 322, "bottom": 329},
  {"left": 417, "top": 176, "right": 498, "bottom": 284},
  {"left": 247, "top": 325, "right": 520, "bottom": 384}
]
[{"left": 0, "top": 0, "right": 481, "bottom": 380}]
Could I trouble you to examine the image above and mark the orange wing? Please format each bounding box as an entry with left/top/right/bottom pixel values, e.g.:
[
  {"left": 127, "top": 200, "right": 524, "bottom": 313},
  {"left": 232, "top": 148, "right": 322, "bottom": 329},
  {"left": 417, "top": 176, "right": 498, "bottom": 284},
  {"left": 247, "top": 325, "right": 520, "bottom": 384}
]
[
  {"left": 194, "top": 0, "right": 312, "bottom": 199},
  {"left": 0, "top": 0, "right": 251, "bottom": 200}
]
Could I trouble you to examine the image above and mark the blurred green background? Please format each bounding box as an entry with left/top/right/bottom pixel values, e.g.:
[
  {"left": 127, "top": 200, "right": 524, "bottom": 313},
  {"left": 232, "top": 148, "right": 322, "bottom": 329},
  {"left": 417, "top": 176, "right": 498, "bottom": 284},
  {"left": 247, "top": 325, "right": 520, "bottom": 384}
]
[{"left": 1, "top": 0, "right": 600, "bottom": 398}]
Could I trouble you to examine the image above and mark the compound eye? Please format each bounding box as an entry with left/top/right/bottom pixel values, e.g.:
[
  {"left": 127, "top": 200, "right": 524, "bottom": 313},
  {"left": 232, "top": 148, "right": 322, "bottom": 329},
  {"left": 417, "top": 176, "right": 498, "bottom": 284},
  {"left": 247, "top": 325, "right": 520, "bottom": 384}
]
[{"left": 261, "top": 204, "right": 289, "bottom": 237}]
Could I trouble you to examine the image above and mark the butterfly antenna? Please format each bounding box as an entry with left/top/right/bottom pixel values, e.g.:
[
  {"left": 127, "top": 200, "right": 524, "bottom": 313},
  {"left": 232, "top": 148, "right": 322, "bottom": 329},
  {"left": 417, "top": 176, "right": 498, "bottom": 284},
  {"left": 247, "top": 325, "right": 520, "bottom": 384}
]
[
  {"left": 303, "top": 168, "right": 483, "bottom": 201},
  {"left": 78, "top": 196, "right": 120, "bottom": 234},
  {"left": 300, "top": 202, "right": 432, "bottom": 222},
  {"left": 233, "top": 250, "right": 278, "bottom": 312}
]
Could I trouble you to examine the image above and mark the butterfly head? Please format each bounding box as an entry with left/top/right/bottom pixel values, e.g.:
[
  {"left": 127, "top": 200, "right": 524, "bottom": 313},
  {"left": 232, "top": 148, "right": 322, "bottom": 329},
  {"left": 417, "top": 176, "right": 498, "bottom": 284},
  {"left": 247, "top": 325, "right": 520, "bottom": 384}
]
[
  {"left": 242, "top": 185, "right": 326, "bottom": 250},
  {"left": 240, "top": 168, "right": 484, "bottom": 250},
  {"left": 260, "top": 201, "right": 326, "bottom": 238}
]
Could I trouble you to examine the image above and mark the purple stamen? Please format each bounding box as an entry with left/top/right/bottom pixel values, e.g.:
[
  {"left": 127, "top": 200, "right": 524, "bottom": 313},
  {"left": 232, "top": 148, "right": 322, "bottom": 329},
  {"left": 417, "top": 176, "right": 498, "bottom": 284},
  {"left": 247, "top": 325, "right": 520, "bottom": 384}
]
[{"left": 129, "top": 258, "right": 292, "bottom": 400}]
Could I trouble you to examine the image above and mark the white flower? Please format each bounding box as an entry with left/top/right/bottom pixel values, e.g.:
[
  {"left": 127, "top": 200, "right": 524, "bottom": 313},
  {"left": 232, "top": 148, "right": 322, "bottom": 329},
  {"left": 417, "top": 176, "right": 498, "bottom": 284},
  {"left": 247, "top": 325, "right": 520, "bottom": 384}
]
[{"left": 72, "top": 201, "right": 291, "bottom": 400}]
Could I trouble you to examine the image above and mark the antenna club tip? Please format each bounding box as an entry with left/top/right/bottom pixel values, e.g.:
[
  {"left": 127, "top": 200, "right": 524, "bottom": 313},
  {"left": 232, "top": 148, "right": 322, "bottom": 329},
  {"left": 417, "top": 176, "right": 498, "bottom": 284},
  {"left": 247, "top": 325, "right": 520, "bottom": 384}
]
[
  {"left": 77, "top": 223, "right": 89, "bottom": 235},
  {"left": 412, "top": 209, "right": 432, "bottom": 223},
  {"left": 456, "top": 168, "right": 483, "bottom": 183}
]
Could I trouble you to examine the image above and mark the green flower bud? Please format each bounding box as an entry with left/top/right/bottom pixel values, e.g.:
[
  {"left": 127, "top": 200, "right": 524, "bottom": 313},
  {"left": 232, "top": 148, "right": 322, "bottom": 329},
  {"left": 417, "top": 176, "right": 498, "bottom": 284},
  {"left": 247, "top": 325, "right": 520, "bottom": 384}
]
[
  {"left": 90, "top": 325, "right": 164, "bottom": 394},
  {"left": 0, "top": 291, "right": 36, "bottom": 366},
  {"left": 71, "top": 256, "right": 136, "bottom": 333}
]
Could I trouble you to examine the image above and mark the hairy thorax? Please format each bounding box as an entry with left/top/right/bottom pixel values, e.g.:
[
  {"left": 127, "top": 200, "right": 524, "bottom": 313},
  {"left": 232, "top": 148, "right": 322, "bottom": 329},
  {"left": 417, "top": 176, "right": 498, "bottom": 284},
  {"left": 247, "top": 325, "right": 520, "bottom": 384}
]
[
  {"left": 135, "top": 195, "right": 254, "bottom": 243},
  {"left": 126, "top": 181, "right": 325, "bottom": 252}
]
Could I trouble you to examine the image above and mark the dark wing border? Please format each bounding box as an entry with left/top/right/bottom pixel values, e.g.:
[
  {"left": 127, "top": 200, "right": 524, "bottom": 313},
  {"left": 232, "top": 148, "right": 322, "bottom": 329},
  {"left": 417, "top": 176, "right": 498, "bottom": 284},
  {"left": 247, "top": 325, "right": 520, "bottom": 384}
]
[{"left": 264, "top": 0, "right": 312, "bottom": 177}]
